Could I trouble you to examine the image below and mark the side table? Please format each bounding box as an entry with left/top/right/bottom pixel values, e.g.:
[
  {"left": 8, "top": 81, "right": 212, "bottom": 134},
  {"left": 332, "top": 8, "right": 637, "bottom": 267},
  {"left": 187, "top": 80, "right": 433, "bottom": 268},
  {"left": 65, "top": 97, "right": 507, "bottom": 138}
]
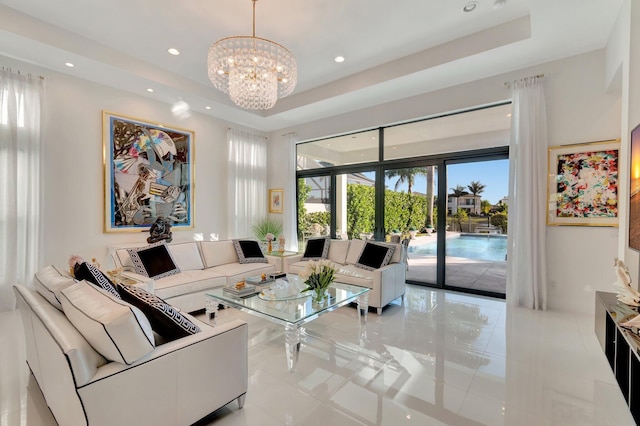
[{"left": 264, "top": 251, "right": 300, "bottom": 273}]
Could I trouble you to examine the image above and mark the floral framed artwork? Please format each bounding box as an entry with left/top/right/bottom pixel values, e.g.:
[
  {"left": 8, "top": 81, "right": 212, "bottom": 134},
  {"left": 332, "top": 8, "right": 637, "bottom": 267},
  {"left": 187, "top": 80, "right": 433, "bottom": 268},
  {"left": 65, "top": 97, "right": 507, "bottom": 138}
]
[
  {"left": 103, "top": 111, "right": 195, "bottom": 232},
  {"left": 269, "top": 189, "right": 283, "bottom": 213},
  {"left": 547, "top": 140, "right": 619, "bottom": 227}
]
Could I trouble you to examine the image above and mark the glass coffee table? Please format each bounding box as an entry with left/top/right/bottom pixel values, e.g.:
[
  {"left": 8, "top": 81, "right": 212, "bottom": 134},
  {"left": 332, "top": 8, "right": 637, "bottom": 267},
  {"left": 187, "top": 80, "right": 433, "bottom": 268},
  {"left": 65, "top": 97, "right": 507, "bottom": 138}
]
[{"left": 206, "top": 281, "right": 370, "bottom": 372}]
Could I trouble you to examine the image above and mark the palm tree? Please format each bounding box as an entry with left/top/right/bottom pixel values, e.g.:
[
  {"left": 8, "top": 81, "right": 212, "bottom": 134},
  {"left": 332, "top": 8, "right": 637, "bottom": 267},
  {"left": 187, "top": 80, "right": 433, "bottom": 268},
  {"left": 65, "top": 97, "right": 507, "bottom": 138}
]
[
  {"left": 467, "top": 180, "right": 486, "bottom": 214},
  {"left": 385, "top": 167, "right": 425, "bottom": 194},
  {"left": 425, "top": 166, "right": 436, "bottom": 228},
  {"left": 450, "top": 185, "right": 467, "bottom": 197},
  {"left": 467, "top": 181, "right": 486, "bottom": 196}
]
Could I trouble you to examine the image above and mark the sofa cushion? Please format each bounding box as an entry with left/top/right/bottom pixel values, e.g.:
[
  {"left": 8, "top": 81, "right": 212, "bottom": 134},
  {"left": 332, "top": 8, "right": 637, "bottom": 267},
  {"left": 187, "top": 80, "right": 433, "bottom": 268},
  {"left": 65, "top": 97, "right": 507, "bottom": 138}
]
[
  {"left": 345, "top": 239, "right": 367, "bottom": 265},
  {"left": 355, "top": 242, "right": 396, "bottom": 271},
  {"left": 60, "top": 281, "right": 155, "bottom": 365},
  {"left": 33, "top": 265, "right": 76, "bottom": 310},
  {"left": 167, "top": 242, "right": 204, "bottom": 271},
  {"left": 73, "top": 262, "right": 121, "bottom": 299},
  {"left": 328, "top": 239, "right": 350, "bottom": 264},
  {"left": 200, "top": 240, "right": 239, "bottom": 268},
  {"left": 232, "top": 240, "right": 267, "bottom": 264},
  {"left": 128, "top": 242, "right": 181, "bottom": 279},
  {"left": 117, "top": 284, "right": 200, "bottom": 340},
  {"left": 302, "top": 237, "right": 330, "bottom": 261}
]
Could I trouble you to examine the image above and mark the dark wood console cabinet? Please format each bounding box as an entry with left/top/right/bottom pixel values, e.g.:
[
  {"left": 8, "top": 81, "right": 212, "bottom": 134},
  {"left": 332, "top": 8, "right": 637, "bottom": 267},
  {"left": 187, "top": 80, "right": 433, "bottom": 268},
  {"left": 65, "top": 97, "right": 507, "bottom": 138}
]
[{"left": 595, "top": 291, "right": 640, "bottom": 423}]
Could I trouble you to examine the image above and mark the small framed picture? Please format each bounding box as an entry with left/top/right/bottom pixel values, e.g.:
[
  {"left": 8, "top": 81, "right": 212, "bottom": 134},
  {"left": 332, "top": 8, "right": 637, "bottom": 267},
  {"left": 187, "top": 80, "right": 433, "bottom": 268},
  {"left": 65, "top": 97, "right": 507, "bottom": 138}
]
[
  {"left": 269, "top": 189, "right": 284, "bottom": 213},
  {"left": 547, "top": 139, "right": 619, "bottom": 227}
]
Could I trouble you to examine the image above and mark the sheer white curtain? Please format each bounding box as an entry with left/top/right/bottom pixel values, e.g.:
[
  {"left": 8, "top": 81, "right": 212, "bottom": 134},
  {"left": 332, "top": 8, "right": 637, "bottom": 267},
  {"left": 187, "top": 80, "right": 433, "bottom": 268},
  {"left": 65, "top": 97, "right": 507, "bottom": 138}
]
[
  {"left": 282, "top": 132, "right": 298, "bottom": 252},
  {"left": 0, "top": 69, "right": 44, "bottom": 311},
  {"left": 506, "top": 76, "right": 548, "bottom": 310},
  {"left": 227, "top": 128, "right": 267, "bottom": 238}
]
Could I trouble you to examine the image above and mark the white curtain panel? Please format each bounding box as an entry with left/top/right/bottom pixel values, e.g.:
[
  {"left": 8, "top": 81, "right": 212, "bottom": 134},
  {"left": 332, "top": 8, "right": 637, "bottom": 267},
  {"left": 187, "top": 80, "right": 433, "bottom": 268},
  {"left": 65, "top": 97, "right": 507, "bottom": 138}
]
[
  {"left": 227, "top": 128, "right": 267, "bottom": 239},
  {"left": 283, "top": 132, "right": 299, "bottom": 252},
  {"left": 506, "top": 76, "right": 548, "bottom": 310},
  {"left": 0, "top": 70, "right": 44, "bottom": 311}
]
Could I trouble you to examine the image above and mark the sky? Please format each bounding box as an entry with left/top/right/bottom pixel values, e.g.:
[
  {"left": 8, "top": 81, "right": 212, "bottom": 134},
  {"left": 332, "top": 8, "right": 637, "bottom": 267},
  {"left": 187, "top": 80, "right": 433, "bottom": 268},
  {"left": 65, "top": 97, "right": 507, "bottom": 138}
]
[{"left": 383, "top": 159, "right": 509, "bottom": 205}]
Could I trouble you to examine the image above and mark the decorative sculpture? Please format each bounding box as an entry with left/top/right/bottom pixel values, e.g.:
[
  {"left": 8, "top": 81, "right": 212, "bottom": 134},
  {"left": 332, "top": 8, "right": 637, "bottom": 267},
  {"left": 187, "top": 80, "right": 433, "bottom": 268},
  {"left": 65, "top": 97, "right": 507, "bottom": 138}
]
[
  {"left": 613, "top": 258, "right": 640, "bottom": 307},
  {"left": 147, "top": 216, "right": 173, "bottom": 244}
]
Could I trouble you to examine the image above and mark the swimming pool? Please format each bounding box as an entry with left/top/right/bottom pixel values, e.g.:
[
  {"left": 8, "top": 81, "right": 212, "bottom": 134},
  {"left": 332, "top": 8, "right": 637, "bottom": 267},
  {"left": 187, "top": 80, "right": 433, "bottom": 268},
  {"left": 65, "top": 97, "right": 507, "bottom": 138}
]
[{"left": 408, "top": 234, "right": 507, "bottom": 262}]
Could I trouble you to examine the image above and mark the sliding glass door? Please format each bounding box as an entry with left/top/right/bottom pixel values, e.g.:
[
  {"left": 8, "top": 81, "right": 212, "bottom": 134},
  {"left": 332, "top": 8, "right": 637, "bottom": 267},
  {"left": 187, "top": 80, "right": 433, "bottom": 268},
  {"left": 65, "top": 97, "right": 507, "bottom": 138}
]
[{"left": 296, "top": 104, "right": 511, "bottom": 299}]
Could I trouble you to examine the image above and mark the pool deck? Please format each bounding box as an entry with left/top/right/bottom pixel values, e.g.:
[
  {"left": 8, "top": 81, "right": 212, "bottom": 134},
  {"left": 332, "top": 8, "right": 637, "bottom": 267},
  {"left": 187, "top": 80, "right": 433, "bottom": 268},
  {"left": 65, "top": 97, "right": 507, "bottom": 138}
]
[{"left": 405, "top": 233, "right": 507, "bottom": 295}]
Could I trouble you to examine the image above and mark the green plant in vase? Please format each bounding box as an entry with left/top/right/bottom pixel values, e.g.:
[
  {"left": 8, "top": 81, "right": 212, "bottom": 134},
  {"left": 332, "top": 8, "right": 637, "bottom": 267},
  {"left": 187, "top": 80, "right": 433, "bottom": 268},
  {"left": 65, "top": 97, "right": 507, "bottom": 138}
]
[
  {"left": 299, "top": 259, "right": 337, "bottom": 303},
  {"left": 252, "top": 217, "right": 283, "bottom": 240}
]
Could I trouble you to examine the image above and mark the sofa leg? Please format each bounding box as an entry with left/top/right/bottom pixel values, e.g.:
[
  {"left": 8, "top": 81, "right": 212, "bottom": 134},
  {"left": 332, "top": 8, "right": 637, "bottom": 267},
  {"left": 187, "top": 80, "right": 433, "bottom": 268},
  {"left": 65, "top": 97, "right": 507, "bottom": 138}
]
[
  {"left": 376, "top": 307, "right": 383, "bottom": 315},
  {"left": 237, "top": 394, "right": 246, "bottom": 409}
]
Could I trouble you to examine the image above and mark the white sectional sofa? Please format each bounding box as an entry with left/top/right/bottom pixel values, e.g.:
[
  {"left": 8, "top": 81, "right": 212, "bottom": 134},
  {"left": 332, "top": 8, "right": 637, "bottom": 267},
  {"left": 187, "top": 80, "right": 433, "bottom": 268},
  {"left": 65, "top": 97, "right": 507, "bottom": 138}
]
[
  {"left": 111, "top": 240, "right": 276, "bottom": 313},
  {"left": 14, "top": 283, "right": 248, "bottom": 426},
  {"left": 285, "top": 239, "right": 407, "bottom": 315}
]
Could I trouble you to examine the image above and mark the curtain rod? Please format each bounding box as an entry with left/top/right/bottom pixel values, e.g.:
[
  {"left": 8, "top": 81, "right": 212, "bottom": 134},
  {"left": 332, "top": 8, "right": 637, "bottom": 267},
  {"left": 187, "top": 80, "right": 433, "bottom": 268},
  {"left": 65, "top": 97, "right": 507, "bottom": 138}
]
[
  {"left": 1, "top": 66, "right": 45, "bottom": 80},
  {"left": 504, "top": 73, "right": 544, "bottom": 88}
]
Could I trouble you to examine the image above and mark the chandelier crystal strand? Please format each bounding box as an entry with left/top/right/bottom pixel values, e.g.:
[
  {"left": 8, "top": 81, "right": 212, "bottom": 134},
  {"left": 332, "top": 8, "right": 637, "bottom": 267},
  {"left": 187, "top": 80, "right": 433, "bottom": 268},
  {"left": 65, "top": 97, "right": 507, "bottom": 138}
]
[{"left": 207, "top": 0, "right": 297, "bottom": 110}]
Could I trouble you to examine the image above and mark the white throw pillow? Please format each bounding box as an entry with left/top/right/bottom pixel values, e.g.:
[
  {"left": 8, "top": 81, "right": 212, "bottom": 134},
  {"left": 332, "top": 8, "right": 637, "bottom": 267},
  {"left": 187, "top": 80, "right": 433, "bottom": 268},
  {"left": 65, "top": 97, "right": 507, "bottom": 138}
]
[
  {"left": 328, "top": 239, "right": 350, "bottom": 265},
  {"left": 200, "top": 241, "right": 239, "bottom": 268},
  {"left": 33, "top": 265, "right": 76, "bottom": 310},
  {"left": 167, "top": 242, "right": 204, "bottom": 271},
  {"left": 345, "top": 239, "right": 366, "bottom": 265},
  {"left": 60, "top": 281, "right": 155, "bottom": 365}
]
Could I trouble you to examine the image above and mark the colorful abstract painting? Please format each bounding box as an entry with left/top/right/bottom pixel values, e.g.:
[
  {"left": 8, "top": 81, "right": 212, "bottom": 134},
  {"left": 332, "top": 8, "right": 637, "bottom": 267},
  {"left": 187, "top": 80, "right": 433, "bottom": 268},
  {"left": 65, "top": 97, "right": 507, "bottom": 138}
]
[
  {"left": 103, "top": 111, "right": 194, "bottom": 232},
  {"left": 547, "top": 140, "right": 619, "bottom": 226},
  {"left": 629, "top": 125, "right": 640, "bottom": 249}
]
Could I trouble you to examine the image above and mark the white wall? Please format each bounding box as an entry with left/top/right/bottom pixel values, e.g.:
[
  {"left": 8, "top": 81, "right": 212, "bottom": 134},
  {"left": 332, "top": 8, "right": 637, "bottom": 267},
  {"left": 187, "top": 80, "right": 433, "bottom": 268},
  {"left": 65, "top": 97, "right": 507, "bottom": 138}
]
[
  {"left": 269, "top": 49, "right": 622, "bottom": 314},
  {"left": 0, "top": 54, "right": 264, "bottom": 269}
]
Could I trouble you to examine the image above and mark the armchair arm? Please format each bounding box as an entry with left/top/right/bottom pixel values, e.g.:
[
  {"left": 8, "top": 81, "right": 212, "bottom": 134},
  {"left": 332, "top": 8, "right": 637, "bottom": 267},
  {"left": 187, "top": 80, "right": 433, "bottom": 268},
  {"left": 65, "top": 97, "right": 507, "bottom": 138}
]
[{"left": 79, "top": 319, "right": 248, "bottom": 426}]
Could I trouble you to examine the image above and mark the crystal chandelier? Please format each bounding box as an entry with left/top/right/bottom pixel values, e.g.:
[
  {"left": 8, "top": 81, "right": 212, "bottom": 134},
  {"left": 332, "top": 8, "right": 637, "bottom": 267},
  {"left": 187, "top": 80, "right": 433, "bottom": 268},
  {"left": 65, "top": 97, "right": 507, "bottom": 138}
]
[{"left": 207, "top": 0, "right": 297, "bottom": 110}]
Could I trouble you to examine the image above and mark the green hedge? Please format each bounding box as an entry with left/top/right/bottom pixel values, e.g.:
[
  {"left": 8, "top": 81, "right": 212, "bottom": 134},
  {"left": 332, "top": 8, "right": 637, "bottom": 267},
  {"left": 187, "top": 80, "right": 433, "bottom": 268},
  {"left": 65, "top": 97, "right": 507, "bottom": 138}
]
[{"left": 299, "top": 183, "right": 439, "bottom": 239}]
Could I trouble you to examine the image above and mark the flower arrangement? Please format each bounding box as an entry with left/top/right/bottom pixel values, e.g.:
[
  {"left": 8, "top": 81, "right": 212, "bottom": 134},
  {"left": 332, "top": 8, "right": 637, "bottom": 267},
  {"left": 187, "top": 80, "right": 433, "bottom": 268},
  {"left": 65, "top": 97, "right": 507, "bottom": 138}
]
[
  {"left": 265, "top": 233, "right": 275, "bottom": 242},
  {"left": 299, "top": 259, "right": 336, "bottom": 303}
]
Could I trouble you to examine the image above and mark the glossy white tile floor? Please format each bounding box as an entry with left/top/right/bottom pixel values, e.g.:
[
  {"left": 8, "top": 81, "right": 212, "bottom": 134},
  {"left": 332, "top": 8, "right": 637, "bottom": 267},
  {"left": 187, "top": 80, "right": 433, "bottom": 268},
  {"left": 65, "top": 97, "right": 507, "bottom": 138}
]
[{"left": 1, "top": 284, "right": 635, "bottom": 425}]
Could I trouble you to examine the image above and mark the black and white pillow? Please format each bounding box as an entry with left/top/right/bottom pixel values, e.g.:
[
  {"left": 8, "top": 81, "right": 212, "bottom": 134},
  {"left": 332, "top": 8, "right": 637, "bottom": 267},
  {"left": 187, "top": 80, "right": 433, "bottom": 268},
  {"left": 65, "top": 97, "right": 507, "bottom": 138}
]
[
  {"left": 232, "top": 240, "right": 268, "bottom": 264},
  {"left": 127, "top": 242, "right": 181, "bottom": 279},
  {"left": 117, "top": 284, "right": 200, "bottom": 340},
  {"left": 73, "top": 262, "right": 120, "bottom": 299},
  {"left": 355, "top": 242, "right": 396, "bottom": 271},
  {"left": 302, "top": 237, "right": 330, "bottom": 261}
]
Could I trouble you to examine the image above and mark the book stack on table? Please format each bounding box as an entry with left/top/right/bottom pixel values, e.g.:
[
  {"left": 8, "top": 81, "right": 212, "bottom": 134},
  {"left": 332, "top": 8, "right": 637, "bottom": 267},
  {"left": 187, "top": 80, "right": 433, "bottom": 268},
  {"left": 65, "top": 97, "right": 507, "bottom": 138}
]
[
  {"left": 223, "top": 283, "right": 258, "bottom": 297},
  {"left": 245, "top": 276, "right": 275, "bottom": 287}
]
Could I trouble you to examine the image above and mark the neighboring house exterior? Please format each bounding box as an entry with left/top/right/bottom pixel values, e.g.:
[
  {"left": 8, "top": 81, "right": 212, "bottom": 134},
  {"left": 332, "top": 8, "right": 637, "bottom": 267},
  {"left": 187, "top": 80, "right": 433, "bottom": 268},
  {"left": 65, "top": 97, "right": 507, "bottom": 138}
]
[{"left": 448, "top": 193, "right": 482, "bottom": 215}]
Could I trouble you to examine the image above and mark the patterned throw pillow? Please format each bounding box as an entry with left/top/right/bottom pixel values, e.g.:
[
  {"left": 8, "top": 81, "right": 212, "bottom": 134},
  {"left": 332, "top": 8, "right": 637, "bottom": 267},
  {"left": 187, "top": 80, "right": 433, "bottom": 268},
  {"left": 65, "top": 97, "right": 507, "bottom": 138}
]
[
  {"left": 73, "top": 262, "right": 120, "bottom": 299},
  {"left": 232, "top": 240, "right": 268, "bottom": 264},
  {"left": 302, "top": 237, "right": 330, "bottom": 260},
  {"left": 117, "top": 284, "right": 200, "bottom": 340},
  {"left": 127, "top": 242, "right": 181, "bottom": 279},
  {"left": 355, "top": 242, "right": 396, "bottom": 271}
]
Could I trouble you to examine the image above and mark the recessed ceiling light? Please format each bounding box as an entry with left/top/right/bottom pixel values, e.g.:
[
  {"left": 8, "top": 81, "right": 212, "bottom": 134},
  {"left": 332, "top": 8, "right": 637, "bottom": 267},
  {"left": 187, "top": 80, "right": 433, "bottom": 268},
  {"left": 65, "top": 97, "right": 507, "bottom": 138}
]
[
  {"left": 167, "top": 48, "right": 180, "bottom": 56},
  {"left": 335, "top": 56, "right": 345, "bottom": 63},
  {"left": 493, "top": 0, "right": 506, "bottom": 9},
  {"left": 463, "top": 1, "right": 478, "bottom": 12},
  {"left": 64, "top": 62, "right": 74, "bottom": 67},
  {"left": 146, "top": 88, "right": 154, "bottom": 93},
  {"left": 507, "top": 113, "right": 512, "bottom": 117},
  {"left": 205, "top": 106, "right": 211, "bottom": 110}
]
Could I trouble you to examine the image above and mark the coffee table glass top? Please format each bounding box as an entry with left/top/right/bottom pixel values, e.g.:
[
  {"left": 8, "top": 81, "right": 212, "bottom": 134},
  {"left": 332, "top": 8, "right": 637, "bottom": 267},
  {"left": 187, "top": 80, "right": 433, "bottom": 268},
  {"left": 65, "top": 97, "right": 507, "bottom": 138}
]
[{"left": 206, "top": 281, "right": 370, "bottom": 326}]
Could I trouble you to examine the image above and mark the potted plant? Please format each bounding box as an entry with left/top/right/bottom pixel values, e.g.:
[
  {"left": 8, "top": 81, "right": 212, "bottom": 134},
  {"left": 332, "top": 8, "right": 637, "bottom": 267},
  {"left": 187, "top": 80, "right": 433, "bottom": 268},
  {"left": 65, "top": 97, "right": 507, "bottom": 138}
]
[
  {"left": 253, "top": 218, "right": 283, "bottom": 252},
  {"left": 408, "top": 227, "right": 417, "bottom": 239}
]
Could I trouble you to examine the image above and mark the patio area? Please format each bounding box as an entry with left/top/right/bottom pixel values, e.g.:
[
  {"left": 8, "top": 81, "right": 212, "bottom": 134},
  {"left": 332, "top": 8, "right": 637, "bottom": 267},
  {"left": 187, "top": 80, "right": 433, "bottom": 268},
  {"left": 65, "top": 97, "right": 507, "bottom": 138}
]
[{"left": 405, "top": 234, "right": 507, "bottom": 295}]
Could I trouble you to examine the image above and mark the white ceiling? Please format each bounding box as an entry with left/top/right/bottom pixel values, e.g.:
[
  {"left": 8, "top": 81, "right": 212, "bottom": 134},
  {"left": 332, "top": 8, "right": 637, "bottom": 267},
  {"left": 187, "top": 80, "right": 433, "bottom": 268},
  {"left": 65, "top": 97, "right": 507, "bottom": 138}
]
[{"left": 0, "top": 0, "right": 623, "bottom": 132}]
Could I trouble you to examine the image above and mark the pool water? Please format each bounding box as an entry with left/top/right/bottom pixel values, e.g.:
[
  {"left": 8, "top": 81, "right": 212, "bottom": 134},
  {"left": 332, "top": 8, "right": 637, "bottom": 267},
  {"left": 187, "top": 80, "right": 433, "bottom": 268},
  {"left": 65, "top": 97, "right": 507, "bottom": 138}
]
[{"left": 408, "top": 235, "right": 507, "bottom": 262}]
